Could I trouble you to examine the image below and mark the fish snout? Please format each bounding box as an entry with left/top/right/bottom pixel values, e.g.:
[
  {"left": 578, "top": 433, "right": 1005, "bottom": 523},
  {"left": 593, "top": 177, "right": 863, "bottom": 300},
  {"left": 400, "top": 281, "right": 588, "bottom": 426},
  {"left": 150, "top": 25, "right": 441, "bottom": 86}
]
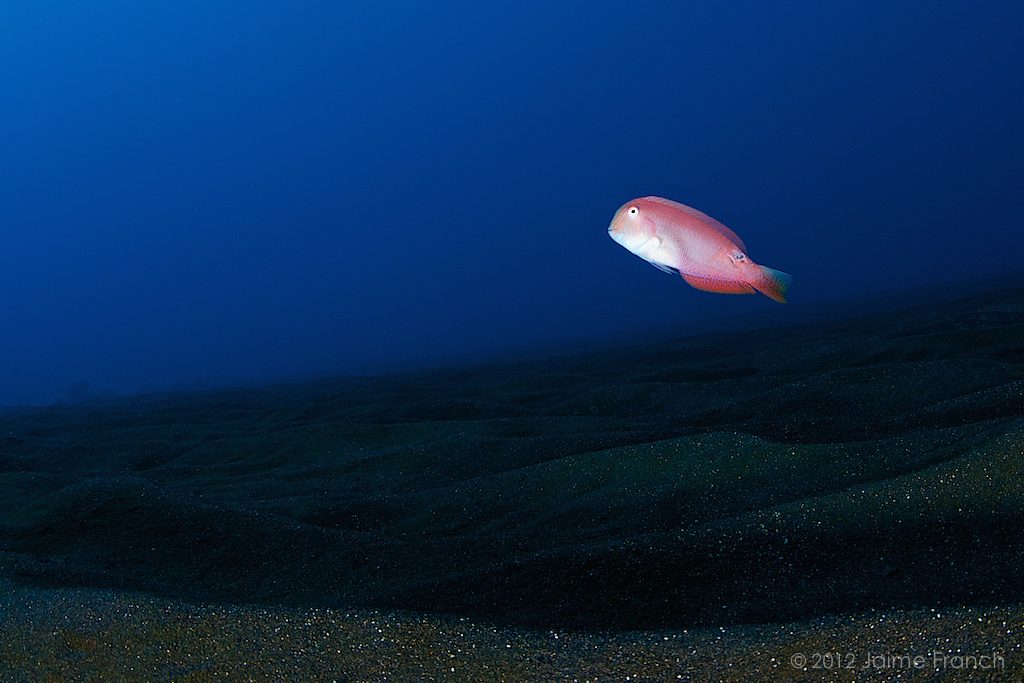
[{"left": 607, "top": 222, "right": 623, "bottom": 245}]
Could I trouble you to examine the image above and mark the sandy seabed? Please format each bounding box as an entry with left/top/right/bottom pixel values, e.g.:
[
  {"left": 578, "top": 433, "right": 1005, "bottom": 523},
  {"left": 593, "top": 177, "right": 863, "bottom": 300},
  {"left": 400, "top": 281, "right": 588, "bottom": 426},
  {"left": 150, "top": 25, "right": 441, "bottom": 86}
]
[
  {"left": 0, "top": 580, "right": 1020, "bottom": 682},
  {"left": 1, "top": 288, "right": 1023, "bottom": 681}
]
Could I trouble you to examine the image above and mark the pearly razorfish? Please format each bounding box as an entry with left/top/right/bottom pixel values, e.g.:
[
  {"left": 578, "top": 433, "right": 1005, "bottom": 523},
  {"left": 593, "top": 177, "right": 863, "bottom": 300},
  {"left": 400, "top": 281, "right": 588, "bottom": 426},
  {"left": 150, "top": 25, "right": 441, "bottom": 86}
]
[{"left": 608, "top": 196, "right": 793, "bottom": 303}]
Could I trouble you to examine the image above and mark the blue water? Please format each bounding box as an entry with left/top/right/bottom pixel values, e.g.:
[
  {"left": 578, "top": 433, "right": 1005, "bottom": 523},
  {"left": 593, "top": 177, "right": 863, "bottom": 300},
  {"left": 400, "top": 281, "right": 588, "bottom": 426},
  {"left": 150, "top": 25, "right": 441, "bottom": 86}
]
[{"left": 1, "top": 1, "right": 1022, "bottom": 406}]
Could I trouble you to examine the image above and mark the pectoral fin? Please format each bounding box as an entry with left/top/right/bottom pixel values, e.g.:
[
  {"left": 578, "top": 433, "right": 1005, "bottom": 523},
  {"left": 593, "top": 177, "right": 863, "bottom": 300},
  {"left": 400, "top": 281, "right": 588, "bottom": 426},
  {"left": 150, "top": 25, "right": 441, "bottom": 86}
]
[
  {"left": 681, "top": 273, "right": 756, "bottom": 295},
  {"left": 648, "top": 260, "right": 679, "bottom": 275}
]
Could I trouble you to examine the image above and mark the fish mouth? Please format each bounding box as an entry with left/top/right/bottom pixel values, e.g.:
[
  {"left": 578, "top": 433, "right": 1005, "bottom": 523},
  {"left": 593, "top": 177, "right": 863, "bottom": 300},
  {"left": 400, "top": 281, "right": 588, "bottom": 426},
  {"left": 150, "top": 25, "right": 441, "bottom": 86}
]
[{"left": 607, "top": 227, "right": 626, "bottom": 248}]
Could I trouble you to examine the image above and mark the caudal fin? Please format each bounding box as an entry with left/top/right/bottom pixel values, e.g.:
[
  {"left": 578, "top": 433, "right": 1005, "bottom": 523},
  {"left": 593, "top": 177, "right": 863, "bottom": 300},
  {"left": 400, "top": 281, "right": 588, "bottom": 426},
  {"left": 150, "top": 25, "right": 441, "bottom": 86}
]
[{"left": 752, "top": 265, "right": 793, "bottom": 303}]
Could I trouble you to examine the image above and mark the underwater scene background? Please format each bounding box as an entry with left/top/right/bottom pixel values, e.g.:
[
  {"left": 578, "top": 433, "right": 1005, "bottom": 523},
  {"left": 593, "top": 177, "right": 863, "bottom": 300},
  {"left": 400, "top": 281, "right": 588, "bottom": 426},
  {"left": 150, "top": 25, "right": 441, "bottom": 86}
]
[{"left": 1, "top": 1, "right": 1023, "bottom": 681}]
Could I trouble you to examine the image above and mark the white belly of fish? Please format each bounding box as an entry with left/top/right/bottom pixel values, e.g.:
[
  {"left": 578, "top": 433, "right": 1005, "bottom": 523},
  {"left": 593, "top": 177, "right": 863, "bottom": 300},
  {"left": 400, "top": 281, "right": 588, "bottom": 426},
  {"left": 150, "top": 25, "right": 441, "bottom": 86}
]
[{"left": 633, "top": 235, "right": 679, "bottom": 273}]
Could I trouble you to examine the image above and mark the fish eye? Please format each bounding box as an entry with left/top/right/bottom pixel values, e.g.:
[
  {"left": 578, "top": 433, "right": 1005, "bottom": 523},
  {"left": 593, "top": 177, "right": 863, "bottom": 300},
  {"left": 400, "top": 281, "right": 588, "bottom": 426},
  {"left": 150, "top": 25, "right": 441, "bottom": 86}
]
[{"left": 628, "top": 206, "right": 638, "bottom": 216}]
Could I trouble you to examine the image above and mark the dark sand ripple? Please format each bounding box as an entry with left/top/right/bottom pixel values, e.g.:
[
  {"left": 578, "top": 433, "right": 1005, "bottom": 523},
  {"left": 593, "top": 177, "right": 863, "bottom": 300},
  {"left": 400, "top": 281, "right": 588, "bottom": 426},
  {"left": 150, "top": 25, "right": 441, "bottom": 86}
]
[{"left": 1, "top": 288, "right": 1023, "bottom": 680}]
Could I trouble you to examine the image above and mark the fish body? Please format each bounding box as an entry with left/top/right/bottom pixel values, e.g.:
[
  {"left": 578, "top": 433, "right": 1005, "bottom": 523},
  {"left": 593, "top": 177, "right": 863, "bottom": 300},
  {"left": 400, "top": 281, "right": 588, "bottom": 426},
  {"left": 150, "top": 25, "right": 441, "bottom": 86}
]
[{"left": 608, "top": 196, "right": 792, "bottom": 303}]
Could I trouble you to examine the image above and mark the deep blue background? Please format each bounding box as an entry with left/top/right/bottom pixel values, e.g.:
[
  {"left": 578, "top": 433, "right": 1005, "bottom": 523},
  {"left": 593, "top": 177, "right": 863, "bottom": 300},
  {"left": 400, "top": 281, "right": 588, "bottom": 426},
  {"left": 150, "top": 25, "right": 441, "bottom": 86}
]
[{"left": 2, "top": 1, "right": 1022, "bottom": 405}]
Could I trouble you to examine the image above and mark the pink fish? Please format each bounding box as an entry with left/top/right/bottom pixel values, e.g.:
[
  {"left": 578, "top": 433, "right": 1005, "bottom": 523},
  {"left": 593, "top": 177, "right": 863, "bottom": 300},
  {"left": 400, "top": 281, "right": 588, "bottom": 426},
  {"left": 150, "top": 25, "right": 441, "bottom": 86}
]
[{"left": 608, "top": 196, "right": 793, "bottom": 303}]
